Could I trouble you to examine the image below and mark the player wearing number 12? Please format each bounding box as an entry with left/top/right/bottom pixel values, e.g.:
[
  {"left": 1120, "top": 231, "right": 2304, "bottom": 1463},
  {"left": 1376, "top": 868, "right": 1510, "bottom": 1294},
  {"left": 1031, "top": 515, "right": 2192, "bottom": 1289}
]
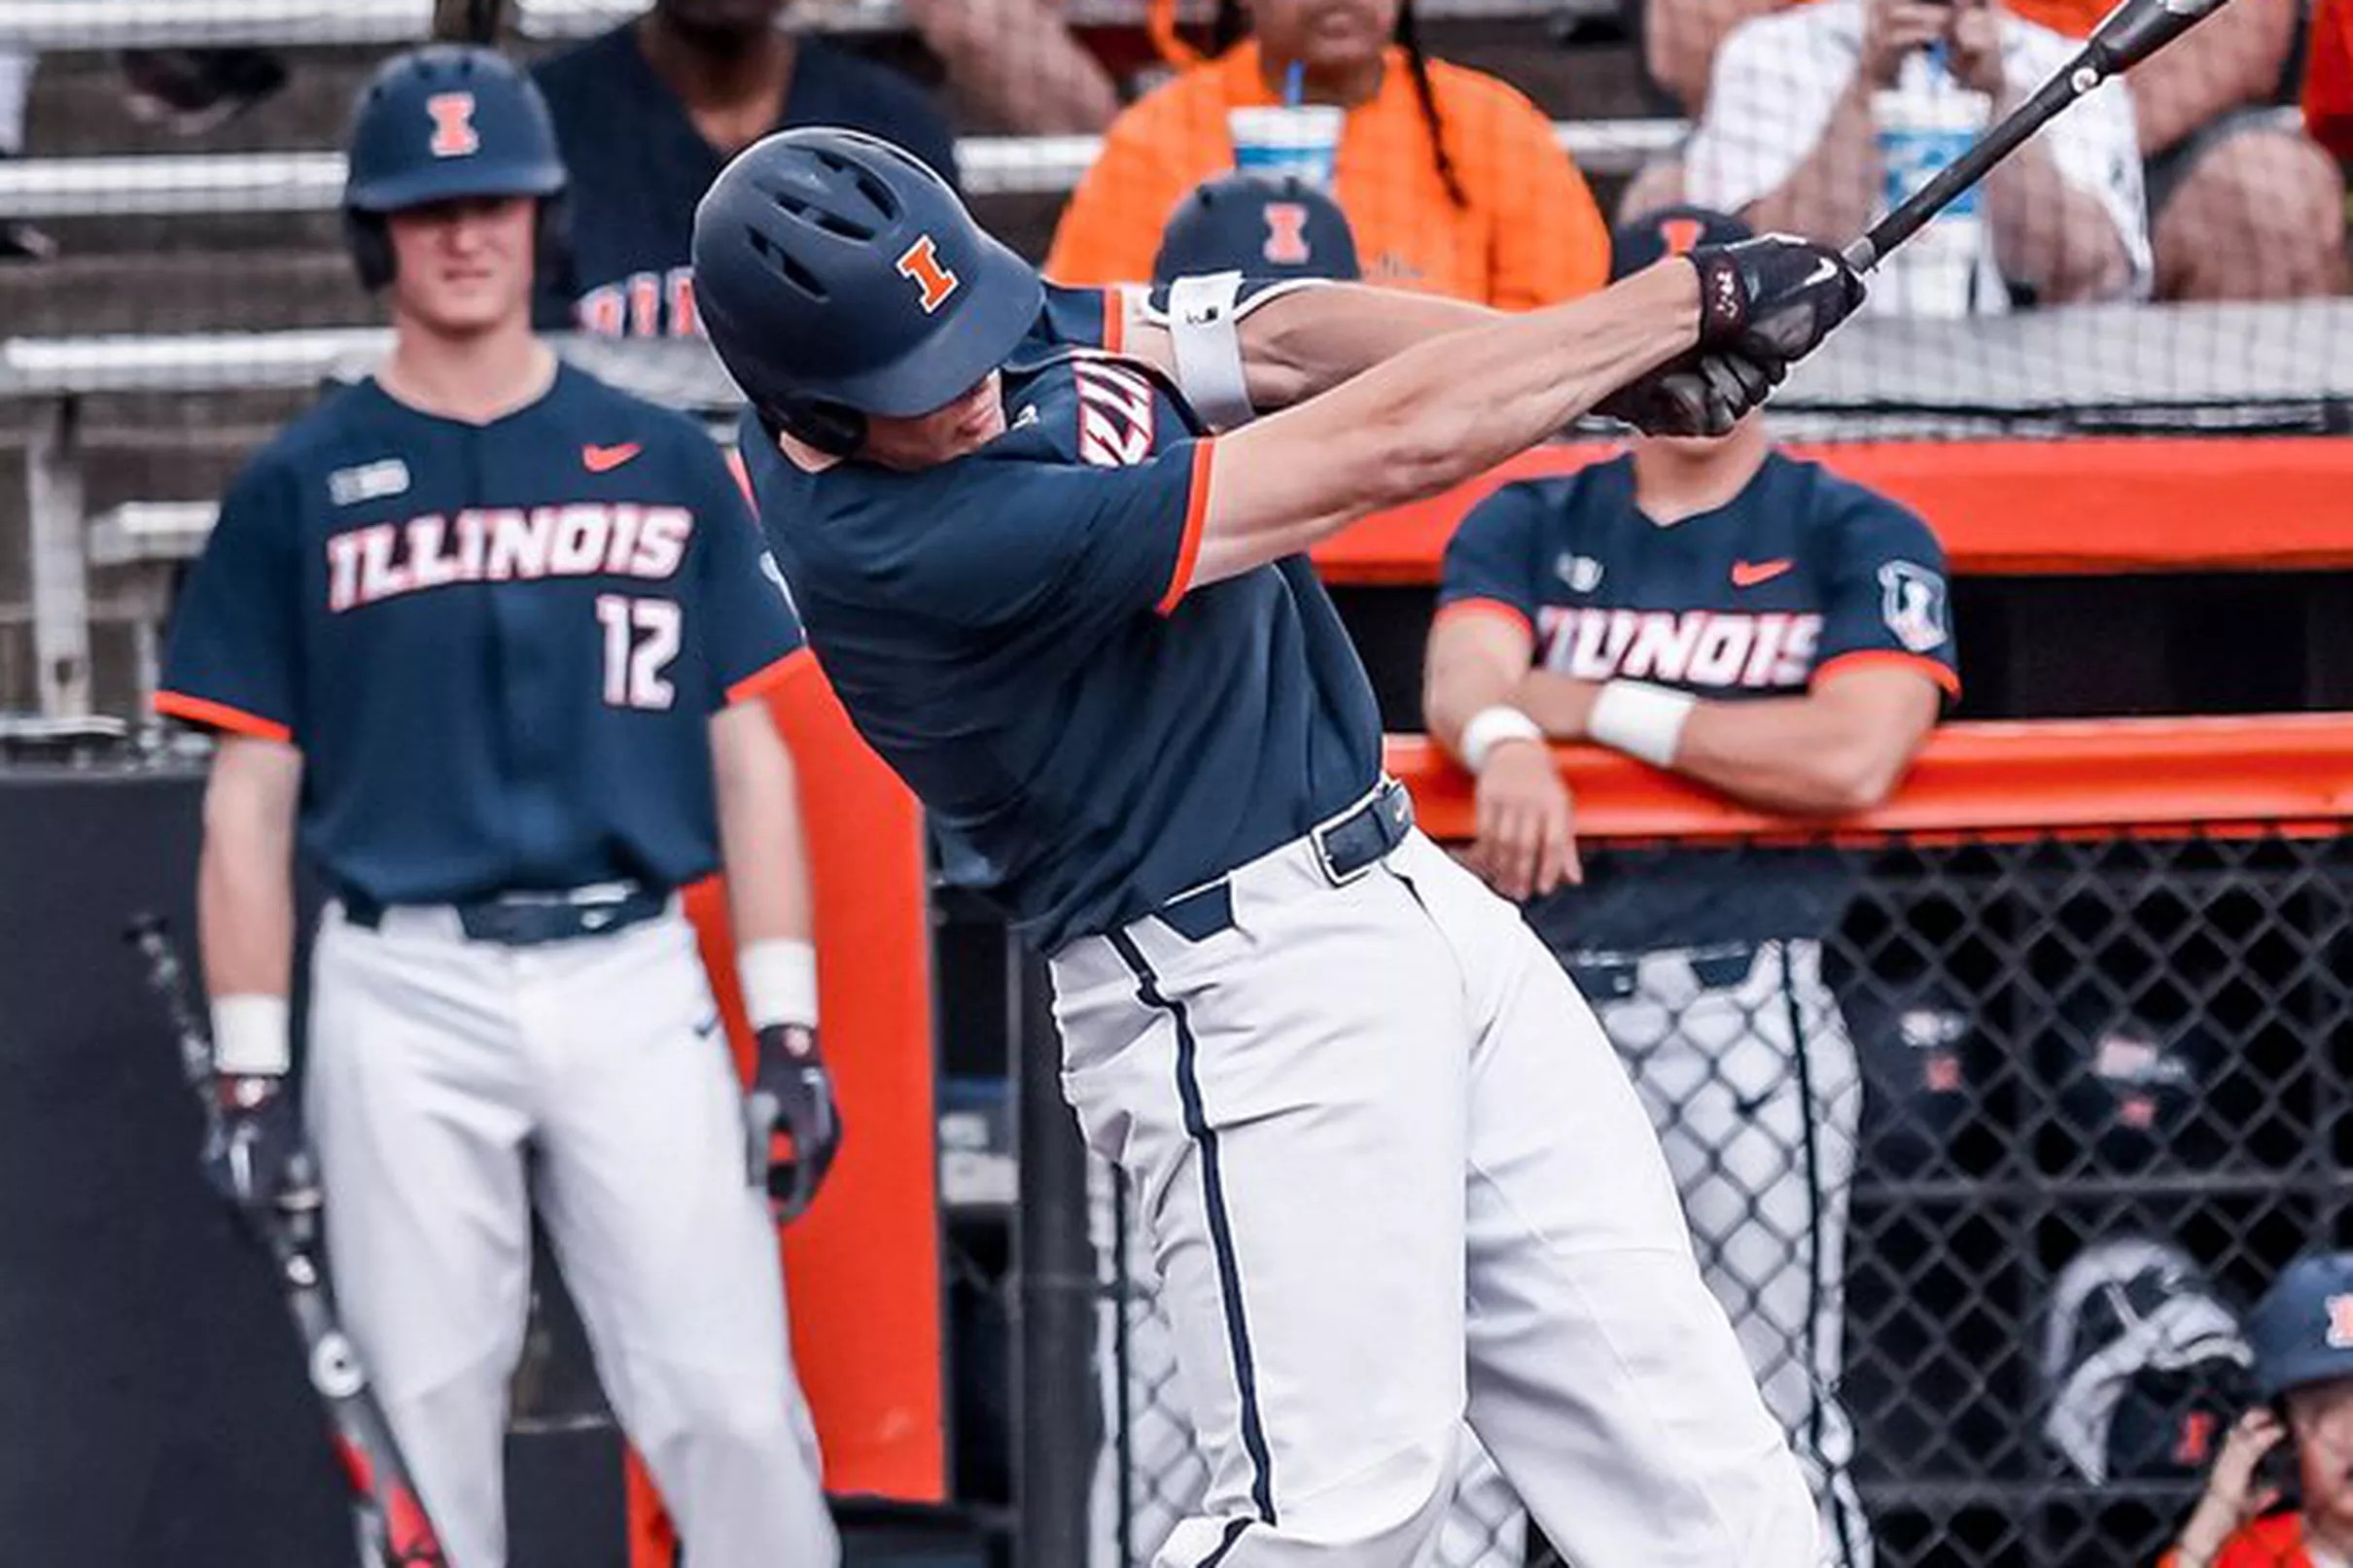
[{"left": 154, "top": 48, "right": 837, "bottom": 1568}]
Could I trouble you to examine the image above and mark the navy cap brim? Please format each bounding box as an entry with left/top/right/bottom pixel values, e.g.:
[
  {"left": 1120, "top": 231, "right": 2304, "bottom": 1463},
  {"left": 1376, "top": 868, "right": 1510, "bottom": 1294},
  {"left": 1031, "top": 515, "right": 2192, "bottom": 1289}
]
[{"left": 347, "top": 157, "right": 566, "bottom": 213}]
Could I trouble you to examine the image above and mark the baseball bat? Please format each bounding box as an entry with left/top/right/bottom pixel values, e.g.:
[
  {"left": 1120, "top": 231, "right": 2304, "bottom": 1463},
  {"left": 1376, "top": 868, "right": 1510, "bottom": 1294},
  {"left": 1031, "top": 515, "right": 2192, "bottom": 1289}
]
[
  {"left": 124, "top": 915, "right": 451, "bottom": 1568},
  {"left": 1844, "top": 0, "right": 2235, "bottom": 271}
]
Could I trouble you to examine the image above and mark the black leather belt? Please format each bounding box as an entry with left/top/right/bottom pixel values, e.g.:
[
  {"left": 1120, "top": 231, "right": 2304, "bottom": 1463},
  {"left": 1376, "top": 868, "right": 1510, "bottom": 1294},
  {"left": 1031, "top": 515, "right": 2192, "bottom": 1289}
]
[
  {"left": 1155, "top": 781, "right": 1415, "bottom": 943},
  {"left": 339, "top": 884, "right": 670, "bottom": 947},
  {"left": 1565, "top": 941, "right": 1763, "bottom": 1002}
]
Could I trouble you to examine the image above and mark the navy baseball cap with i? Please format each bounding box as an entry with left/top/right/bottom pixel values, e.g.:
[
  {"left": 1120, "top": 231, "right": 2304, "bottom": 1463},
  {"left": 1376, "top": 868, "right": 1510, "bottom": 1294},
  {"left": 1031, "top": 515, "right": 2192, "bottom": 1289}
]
[
  {"left": 1153, "top": 173, "right": 1361, "bottom": 285},
  {"left": 2248, "top": 1252, "right": 2353, "bottom": 1401},
  {"left": 1610, "top": 204, "right": 1752, "bottom": 284}
]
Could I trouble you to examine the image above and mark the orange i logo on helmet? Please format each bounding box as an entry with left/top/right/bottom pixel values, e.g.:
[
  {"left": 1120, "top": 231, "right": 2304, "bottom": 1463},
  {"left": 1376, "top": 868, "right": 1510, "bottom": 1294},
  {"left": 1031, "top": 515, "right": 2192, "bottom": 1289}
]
[
  {"left": 1262, "top": 203, "right": 1311, "bottom": 265},
  {"left": 426, "top": 92, "right": 479, "bottom": 159},
  {"left": 895, "top": 235, "right": 962, "bottom": 314},
  {"left": 1658, "top": 216, "right": 1705, "bottom": 258}
]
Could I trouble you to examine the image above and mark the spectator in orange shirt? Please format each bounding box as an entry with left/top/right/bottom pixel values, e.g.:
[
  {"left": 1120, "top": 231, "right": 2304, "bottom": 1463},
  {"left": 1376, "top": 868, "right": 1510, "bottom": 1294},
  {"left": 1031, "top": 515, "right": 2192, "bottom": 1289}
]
[
  {"left": 1643, "top": 0, "right": 2345, "bottom": 298},
  {"left": 2160, "top": 1253, "right": 2353, "bottom": 1568},
  {"left": 1046, "top": 0, "right": 1611, "bottom": 308},
  {"left": 2309, "top": 0, "right": 2353, "bottom": 163}
]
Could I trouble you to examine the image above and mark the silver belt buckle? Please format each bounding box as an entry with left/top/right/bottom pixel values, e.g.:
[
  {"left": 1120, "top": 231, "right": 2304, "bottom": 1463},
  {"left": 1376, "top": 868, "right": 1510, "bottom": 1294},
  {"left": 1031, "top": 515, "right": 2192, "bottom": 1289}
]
[{"left": 1311, "top": 789, "right": 1386, "bottom": 888}]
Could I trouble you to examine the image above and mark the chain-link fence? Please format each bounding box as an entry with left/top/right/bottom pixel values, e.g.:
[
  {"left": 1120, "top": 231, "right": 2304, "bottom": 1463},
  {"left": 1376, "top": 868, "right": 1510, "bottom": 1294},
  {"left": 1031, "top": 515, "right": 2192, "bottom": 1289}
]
[{"left": 1089, "top": 825, "right": 2353, "bottom": 1568}]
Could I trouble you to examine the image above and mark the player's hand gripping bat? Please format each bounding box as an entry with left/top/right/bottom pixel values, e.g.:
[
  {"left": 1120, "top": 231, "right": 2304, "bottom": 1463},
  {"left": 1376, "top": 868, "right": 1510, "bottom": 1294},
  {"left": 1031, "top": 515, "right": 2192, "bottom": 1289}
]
[
  {"left": 124, "top": 915, "right": 450, "bottom": 1568},
  {"left": 1844, "top": 0, "right": 2237, "bottom": 272}
]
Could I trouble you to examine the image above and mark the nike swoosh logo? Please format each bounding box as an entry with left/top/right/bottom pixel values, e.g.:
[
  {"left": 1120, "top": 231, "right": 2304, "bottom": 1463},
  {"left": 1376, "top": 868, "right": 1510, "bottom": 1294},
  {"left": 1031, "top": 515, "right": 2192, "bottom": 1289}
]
[
  {"left": 582, "top": 442, "right": 641, "bottom": 473},
  {"left": 1732, "top": 558, "right": 1793, "bottom": 587}
]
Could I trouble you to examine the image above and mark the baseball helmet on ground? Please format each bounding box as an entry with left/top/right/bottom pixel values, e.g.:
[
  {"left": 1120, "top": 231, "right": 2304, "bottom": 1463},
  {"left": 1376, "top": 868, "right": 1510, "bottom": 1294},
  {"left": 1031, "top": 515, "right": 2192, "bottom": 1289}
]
[
  {"left": 690, "top": 126, "right": 1043, "bottom": 456},
  {"left": 1153, "top": 173, "right": 1360, "bottom": 284},
  {"left": 2248, "top": 1252, "right": 2353, "bottom": 1402},
  {"left": 342, "top": 45, "right": 569, "bottom": 293}
]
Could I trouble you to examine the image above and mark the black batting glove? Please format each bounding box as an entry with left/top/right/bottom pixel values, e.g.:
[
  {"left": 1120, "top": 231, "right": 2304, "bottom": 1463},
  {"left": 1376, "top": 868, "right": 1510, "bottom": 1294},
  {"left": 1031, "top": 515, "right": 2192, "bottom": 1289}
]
[
  {"left": 1689, "top": 235, "right": 1867, "bottom": 361},
  {"left": 745, "top": 1024, "right": 843, "bottom": 1224},
  {"left": 202, "top": 1073, "right": 312, "bottom": 1219},
  {"left": 1597, "top": 350, "right": 1786, "bottom": 437}
]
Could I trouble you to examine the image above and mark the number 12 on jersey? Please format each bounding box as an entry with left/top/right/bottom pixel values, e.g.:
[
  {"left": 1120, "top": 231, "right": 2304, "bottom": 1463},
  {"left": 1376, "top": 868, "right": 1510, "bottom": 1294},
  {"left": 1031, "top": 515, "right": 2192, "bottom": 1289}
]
[{"left": 596, "top": 594, "right": 681, "bottom": 711}]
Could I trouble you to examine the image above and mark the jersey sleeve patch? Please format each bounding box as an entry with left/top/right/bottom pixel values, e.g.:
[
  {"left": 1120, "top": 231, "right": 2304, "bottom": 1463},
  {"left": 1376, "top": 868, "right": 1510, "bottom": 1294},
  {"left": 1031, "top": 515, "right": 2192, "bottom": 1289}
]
[
  {"left": 1154, "top": 440, "right": 1216, "bottom": 616},
  {"left": 153, "top": 689, "right": 294, "bottom": 744}
]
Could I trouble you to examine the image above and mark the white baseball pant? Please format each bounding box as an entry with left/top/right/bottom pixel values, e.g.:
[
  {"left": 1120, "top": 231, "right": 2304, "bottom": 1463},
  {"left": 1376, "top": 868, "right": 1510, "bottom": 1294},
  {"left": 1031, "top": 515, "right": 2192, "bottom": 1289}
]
[
  {"left": 1580, "top": 939, "right": 1870, "bottom": 1568},
  {"left": 304, "top": 901, "right": 836, "bottom": 1568},
  {"left": 1049, "top": 814, "right": 1816, "bottom": 1568}
]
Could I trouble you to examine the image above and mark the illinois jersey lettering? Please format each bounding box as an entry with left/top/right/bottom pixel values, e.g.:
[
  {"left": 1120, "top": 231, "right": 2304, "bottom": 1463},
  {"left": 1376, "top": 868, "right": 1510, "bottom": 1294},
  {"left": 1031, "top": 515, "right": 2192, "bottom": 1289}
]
[{"left": 325, "top": 504, "right": 693, "bottom": 611}]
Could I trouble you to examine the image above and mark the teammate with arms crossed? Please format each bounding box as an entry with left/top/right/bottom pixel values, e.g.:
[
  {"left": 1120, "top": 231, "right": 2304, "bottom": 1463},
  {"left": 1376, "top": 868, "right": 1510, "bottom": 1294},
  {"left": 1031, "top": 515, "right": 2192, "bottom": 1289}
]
[
  {"left": 695, "top": 126, "right": 1859, "bottom": 1568},
  {"left": 155, "top": 49, "right": 838, "bottom": 1568},
  {"left": 1424, "top": 207, "right": 1959, "bottom": 1568}
]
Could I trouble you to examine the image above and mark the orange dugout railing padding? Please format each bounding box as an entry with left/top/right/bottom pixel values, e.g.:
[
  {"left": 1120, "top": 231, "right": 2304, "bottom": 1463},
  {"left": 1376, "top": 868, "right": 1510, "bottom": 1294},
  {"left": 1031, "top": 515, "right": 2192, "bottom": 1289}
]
[
  {"left": 1385, "top": 712, "right": 2353, "bottom": 842},
  {"left": 1313, "top": 437, "right": 2353, "bottom": 585}
]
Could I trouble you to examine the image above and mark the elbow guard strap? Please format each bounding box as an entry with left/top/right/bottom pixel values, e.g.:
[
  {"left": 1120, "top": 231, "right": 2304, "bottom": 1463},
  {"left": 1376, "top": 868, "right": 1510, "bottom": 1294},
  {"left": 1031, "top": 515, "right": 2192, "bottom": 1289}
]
[{"left": 1166, "top": 271, "right": 1255, "bottom": 431}]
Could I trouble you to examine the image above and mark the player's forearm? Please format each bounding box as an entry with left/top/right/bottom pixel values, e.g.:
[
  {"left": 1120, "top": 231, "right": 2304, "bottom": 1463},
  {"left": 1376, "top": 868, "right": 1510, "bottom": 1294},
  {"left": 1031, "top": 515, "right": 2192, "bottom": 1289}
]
[
  {"left": 1198, "top": 264, "right": 1699, "bottom": 578},
  {"left": 1982, "top": 110, "right": 2133, "bottom": 300},
  {"left": 1516, "top": 671, "right": 1926, "bottom": 816},
  {"left": 901, "top": 0, "right": 1119, "bottom": 133},
  {"left": 711, "top": 703, "right": 814, "bottom": 947},
  {"left": 1742, "top": 84, "right": 1881, "bottom": 245},
  {"left": 196, "top": 744, "right": 300, "bottom": 1000},
  {"left": 1238, "top": 286, "right": 1501, "bottom": 412},
  {"left": 1423, "top": 645, "right": 1527, "bottom": 759}
]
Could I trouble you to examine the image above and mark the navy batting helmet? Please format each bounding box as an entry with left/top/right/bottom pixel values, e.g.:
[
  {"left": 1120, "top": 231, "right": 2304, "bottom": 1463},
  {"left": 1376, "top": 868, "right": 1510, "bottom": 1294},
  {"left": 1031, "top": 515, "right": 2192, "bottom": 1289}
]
[
  {"left": 691, "top": 126, "right": 1043, "bottom": 456},
  {"left": 1153, "top": 174, "right": 1360, "bottom": 285},
  {"left": 2249, "top": 1253, "right": 2353, "bottom": 1402},
  {"left": 342, "top": 46, "right": 569, "bottom": 293}
]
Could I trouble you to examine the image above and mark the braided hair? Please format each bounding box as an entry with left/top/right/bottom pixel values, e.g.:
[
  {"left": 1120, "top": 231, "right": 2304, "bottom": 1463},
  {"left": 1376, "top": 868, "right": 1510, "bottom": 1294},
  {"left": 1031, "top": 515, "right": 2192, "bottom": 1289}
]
[{"left": 1208, "top": 0, "right": 1468, "bottom": 209}]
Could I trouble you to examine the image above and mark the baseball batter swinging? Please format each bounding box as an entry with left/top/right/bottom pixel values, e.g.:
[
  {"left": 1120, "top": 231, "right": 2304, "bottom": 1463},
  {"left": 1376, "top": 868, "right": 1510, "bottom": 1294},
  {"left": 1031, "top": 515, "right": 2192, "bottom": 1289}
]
[
  {"left": 695, "top": 125, "right": 1862, "bottom": 1568},
  {"left": 154, "top": 48, "right": 837, "bottom": 1568}
]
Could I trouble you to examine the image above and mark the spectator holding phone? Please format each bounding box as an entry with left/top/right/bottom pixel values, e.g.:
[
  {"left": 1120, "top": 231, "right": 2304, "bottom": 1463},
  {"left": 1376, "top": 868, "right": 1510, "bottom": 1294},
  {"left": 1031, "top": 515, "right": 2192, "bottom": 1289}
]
[{"left": 2164, "top": 1253, "right": 2353, "bottom": 1568}]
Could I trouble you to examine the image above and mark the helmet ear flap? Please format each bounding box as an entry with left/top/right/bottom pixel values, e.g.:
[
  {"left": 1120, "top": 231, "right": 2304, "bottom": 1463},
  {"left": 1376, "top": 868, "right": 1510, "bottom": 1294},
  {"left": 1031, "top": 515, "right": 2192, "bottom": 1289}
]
[
  {"left": 346, "top": 209, "right": 394, "bottom": 292},
  {"left": 772, "top": 398, "right": 868, "bottom": 458}
]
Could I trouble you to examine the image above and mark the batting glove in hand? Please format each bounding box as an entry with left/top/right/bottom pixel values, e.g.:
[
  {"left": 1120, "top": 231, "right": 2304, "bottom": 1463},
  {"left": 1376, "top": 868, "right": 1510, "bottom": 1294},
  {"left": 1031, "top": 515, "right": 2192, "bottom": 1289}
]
[
  {"left": 202, "top": 1073, "right": 312, "bottom": 1219},
  {"left": 745, "top": 1025, "right": 843, "bottom": 1223},
  {"left": 1689, "top": 235, "right": 1867, "bottom": 361},
  {"left": 1597, "top": 350, "right": 1785, "bottom": 437}
]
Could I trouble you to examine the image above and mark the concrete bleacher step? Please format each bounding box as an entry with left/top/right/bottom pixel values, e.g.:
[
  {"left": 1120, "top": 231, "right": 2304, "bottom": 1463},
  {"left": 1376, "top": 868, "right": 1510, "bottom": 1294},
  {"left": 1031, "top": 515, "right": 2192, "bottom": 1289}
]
[
  {"left": 24, "top": 47, "right": 393, "bottom": 158},
  {"left": 0, "top": 250, "right": 369, "bottom": 336}
]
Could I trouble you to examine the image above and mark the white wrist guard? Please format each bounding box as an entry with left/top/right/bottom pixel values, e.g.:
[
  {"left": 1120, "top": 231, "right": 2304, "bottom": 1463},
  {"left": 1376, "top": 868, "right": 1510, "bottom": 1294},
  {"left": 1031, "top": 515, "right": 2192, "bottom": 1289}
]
[
  {"left": 1166, "top": 271, "right": 1255, "bottom": 430},
  {"left": 1459, "top": 705, "right": 1546, "bottom": 774},
  {"left": 212, "top": 993, "right": 291, "bottom": 1076},
  {"left": 1588, "top": 679, "right": 1697, "bottom": 768},
  {"left": 738, "top": 939, "right": 819, "bottom": 1030}
]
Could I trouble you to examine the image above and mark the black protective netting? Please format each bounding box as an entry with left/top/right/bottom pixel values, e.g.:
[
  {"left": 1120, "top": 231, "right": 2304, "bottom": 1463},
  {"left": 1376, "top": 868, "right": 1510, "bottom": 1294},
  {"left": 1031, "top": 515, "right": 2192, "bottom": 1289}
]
[{"left": 1092, "top": 826, "right": 2353, "bottom": 1568}]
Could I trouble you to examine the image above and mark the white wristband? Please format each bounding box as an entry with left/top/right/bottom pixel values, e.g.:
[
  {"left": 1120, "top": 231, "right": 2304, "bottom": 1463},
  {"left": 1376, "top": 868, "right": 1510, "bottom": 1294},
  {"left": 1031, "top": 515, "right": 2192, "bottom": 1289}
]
[
  {"left": 738, "top": 939, "right": 819, "bottom": 1030},
  {"left": 1459, "top": 705, "right": 1546, "bottom": 774},
  {"left": 212, "top": 993, "right": 291, "bottom": 1076},
  {"left": 1587, "top": 679, "right": 1697, "bottom": 768}
]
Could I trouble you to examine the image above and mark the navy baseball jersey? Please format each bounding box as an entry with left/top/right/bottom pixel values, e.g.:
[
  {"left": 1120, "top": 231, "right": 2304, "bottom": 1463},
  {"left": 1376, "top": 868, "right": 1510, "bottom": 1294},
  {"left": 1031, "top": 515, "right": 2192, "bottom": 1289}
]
[
  {"left": 739, "top": 282, "right": 1381, "bottom": 952},
  {"left": 1439, "top": 450, "right": 1958, "bottom": 951},
  {"left": 157, "top": 364, "right": 806, "bottom": 904},
  {"left": 533, "top": 28, "right": 960, "bottom": 338}
]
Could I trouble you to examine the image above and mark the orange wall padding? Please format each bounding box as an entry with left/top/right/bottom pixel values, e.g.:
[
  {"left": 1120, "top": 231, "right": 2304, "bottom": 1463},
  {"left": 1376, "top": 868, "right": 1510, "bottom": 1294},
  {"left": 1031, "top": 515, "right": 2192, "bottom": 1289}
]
[
  {"left": 637, "top": 655, "right": 945, "bottom": 1566},
  {"left": 1313, "top": 437, "right": 2353, "bottom": 584},
  {"left": 1387, "top": 713, "right": 2353, "bottom": 843}
]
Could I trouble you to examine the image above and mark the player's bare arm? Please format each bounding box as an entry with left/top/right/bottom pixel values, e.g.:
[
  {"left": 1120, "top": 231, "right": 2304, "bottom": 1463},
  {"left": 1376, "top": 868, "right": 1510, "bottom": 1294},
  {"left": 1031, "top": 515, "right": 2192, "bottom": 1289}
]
[
  {"left": 1114, "top": 281, "right": 1501, "bottom": 414},
  {"left": 1514, "top": 659, "right": 1943, "bottom": 815},
  {"left": 711, "top": 701, "right": 814, "bottom": 949},
  {"left": 1190, "top": 261, "right": 1704, "bottom": 586},
  {"left": 194, "top": 735, "right": 302, "bottom": 1013},
  {"left": 1425, "top": 610, "right": 1583, "bottom": 900}
]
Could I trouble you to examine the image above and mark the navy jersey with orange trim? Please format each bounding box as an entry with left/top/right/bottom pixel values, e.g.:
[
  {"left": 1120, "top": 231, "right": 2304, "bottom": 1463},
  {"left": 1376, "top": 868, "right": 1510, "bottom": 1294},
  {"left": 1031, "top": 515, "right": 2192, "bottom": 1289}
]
[
  {"left": 157, "top": 364, "right": 804, "bottom": 904},
  {"left": 1439, "top": 449, "right": 1957, "bottom": 949},
  {"left": 739, "top": 281, "right": 1381, "bottom": 952}
]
